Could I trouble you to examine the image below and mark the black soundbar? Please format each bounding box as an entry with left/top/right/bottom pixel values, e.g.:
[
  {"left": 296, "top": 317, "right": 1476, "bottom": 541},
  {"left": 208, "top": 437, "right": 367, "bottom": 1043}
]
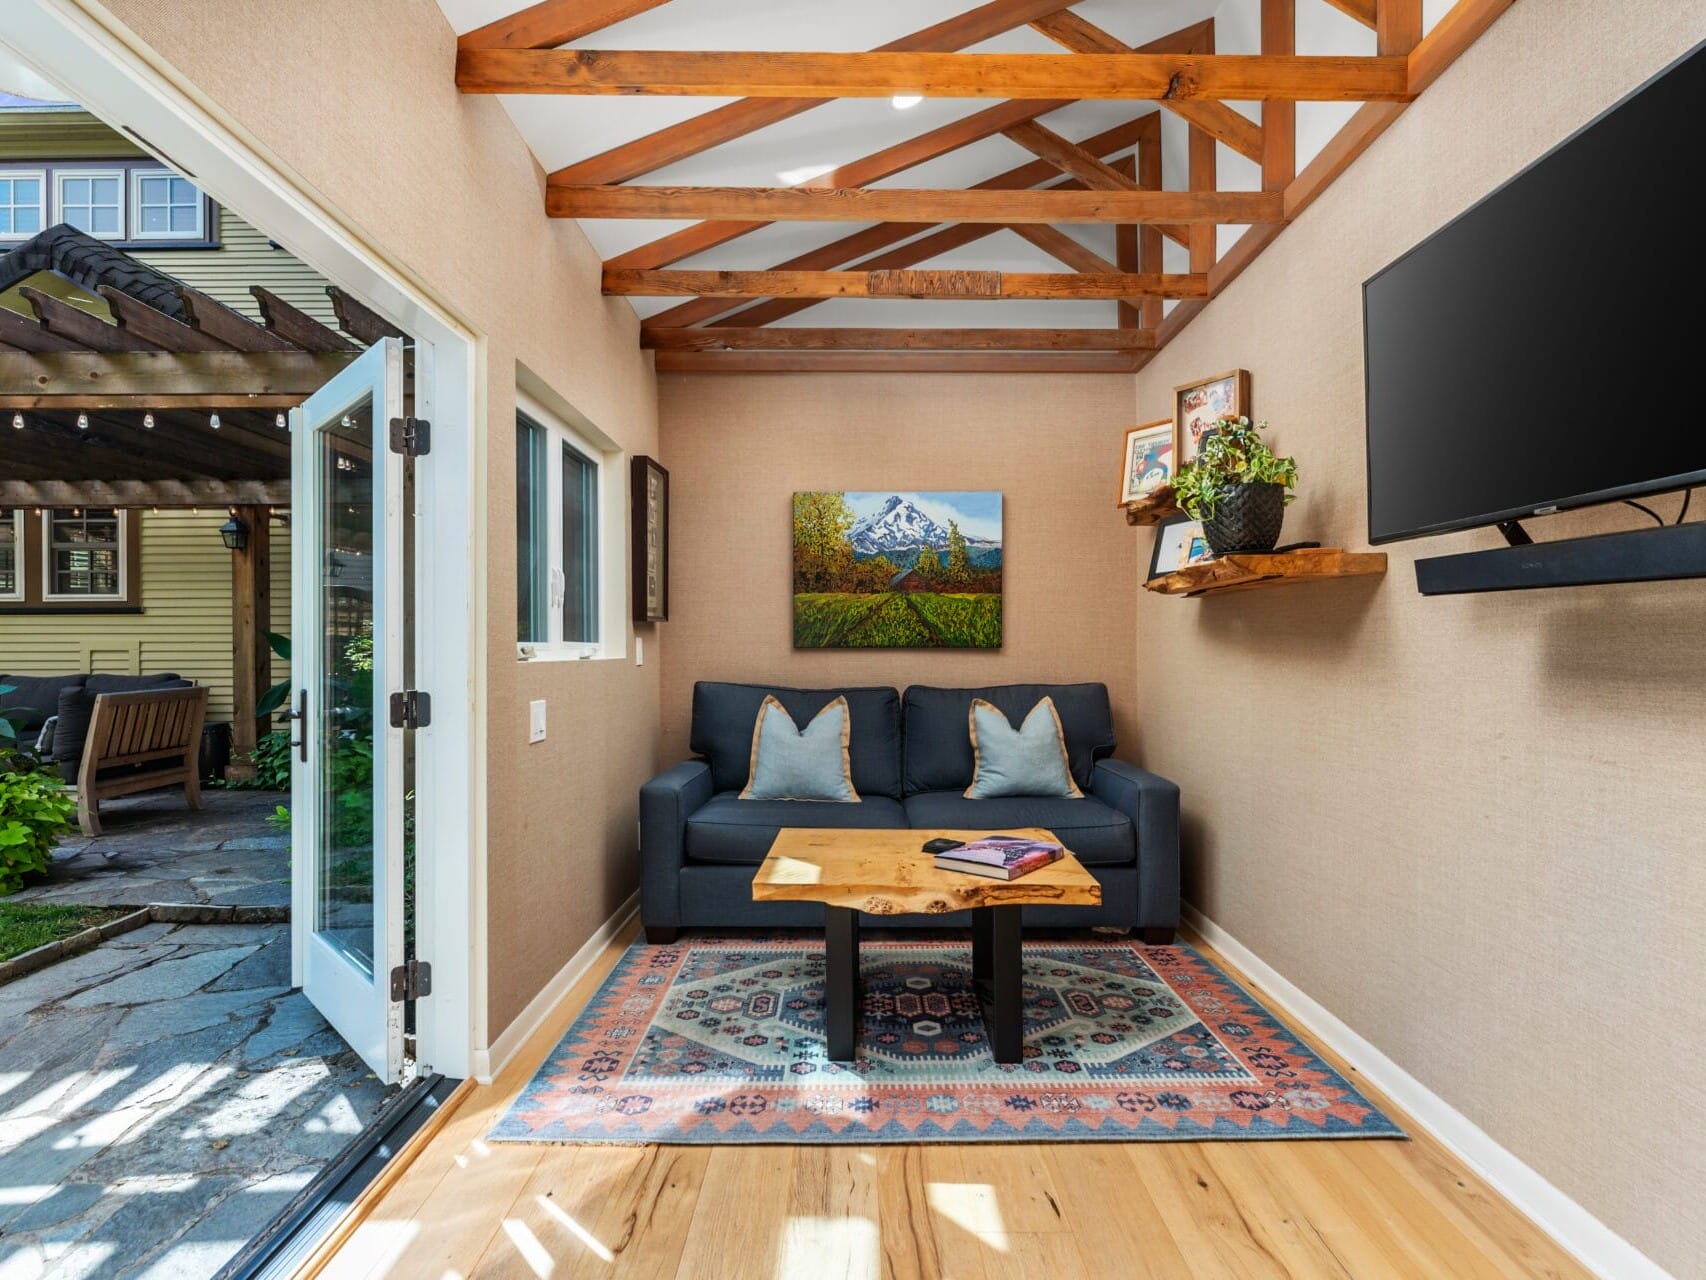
[{"left": 1414, "top": 521, "right": 1706, "bottom": 595}]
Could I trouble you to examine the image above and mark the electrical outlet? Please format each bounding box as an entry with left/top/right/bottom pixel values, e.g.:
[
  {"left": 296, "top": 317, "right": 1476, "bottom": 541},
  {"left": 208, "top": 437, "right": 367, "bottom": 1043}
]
[{"left": 528, "top": 699, "right": 547, "bottom": 743}]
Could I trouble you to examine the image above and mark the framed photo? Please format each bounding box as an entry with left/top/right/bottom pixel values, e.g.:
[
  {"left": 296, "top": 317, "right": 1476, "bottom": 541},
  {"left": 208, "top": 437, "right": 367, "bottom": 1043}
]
[
  {"left": 631, "top": 455, "right": 668, "bottom": 622},
  {"left": 1147, "top": 514, "right": 1214, "bottom": 581},
  {"left": 1174, "top": 368, "right": 1251, "bottom": 466},
  {"left": 1118, "top": 419, "right": 1175, "bottom": 505}
]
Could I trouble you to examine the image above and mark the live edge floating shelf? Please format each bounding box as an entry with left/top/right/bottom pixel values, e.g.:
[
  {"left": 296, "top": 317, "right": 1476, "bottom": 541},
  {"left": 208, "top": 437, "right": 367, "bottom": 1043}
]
[
  {"left": 1122, "top": 487, "right": 1181, "bottom": 526},
  {"left": 1145, "top": 548, "right": 1388, "bottom": 598}
]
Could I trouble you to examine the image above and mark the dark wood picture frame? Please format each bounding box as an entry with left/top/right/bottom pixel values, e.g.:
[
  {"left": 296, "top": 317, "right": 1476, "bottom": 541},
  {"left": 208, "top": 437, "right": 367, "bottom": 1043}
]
[
  {"left": 630, "top": 455, "right": 669, "bottom": 623},
  {"left": 1173, "top": 368, "right": 1251, "bottom": 466}
]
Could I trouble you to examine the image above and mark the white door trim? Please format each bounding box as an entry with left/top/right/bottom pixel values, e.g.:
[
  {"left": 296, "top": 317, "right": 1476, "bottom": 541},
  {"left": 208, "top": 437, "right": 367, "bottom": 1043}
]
[{"left": 4, "top": 1, "right": 486, "bottom": 1079}]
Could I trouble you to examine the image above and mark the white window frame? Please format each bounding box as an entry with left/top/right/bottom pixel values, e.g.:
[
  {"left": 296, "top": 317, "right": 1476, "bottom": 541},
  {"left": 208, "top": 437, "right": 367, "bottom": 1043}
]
[
  {"left": 128, "top": 166, "right": 206, "bottom": 242},
  {"left": 40, "top": 508, "right": 129, "bottom": 603},
  {"left": 515, "top": 389, "right": 622, "bottom": 662},
  {"left": 0, "top": 168, "right": 48, "bottom": 242},
  {"left": 55, "top": 167, "right": 126, "bottom": 240},
  {"left": 0, "top": 509, "right": 23, "bottom": 601}
]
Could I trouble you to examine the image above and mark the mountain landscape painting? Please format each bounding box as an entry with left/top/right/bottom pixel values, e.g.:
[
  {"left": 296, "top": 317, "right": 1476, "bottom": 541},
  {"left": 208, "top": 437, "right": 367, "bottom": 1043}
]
[{"left": 793, "top": 491, "right": 1002, "bottom": 648}]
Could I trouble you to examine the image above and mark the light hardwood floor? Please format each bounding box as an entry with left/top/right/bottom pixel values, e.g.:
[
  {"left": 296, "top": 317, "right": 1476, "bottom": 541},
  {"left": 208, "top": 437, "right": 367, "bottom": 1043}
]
[{"left": 310, "top": 924, "right": 1593, "bottom": 1280}]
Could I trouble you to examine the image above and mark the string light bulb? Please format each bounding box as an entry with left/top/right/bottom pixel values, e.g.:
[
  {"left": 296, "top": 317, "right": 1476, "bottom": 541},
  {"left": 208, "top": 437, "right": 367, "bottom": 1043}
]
[
  {"left": 143, "top": 413, "right": 155, "bottom": 429},
  {"left": 209, "top": 413, "right": 221, "bottom": 430},
  {"left": 275, "top": 413, "right": 286, "bottom": 429},
  {"left": 10, "top": 413, "right": 21, "bottom": 430},
  {"left": 77, "top": 413, "right": 89, "bottom": 430}
]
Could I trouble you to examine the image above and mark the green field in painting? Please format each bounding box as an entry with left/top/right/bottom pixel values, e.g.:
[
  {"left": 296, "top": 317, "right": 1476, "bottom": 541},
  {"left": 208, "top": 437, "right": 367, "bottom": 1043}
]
[{"left": 793, "top": 592, "right": 1002, "bottom": 649}]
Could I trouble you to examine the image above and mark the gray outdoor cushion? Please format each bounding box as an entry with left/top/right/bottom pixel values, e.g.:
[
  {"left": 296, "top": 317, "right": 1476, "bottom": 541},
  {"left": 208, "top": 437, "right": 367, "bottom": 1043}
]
[
  {"left": 740, "top": 695, "right": 858, "bottom": 802},
  {"left": 691, "top": 681, "right": 903, "bottom": 799},
  {"left": 0, "top": 674, "right": 86, "bottom": 735},
  {"left": 686, "top": 793, "right": 908, "bottom": 864},
  {"left": 965, "top": 697, "right": 1081, "bottom": 799},
  {"left": 902, "top": 791, "right": 1135, "bottom": 866},
  {"left": 902, "top": 683, "right": 1115, "bottom": 796}
]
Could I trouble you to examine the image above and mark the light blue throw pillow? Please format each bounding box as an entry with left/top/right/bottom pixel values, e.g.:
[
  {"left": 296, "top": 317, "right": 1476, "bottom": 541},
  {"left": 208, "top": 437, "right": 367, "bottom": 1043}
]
[
  {"left": 964, "top": 697, "right": 1083, "bottom": 799},
  {"left": 740, "top": 695, "right": 859, "bottom": 802}
]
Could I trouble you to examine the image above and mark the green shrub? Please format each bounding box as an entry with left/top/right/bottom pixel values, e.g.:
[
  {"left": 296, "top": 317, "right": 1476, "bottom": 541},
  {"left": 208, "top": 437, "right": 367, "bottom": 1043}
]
[{"left": 0, "top": 769, "right": 75, "bottom": 895}]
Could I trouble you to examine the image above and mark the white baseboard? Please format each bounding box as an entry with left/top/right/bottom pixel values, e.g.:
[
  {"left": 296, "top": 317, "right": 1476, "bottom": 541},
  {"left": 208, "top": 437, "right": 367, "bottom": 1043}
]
[
  {"left": 1182, "top": 905, "right": 1672, "bottom": 1280},
  {"left": 470, "top": 891, "right": 638, "bottom": 1084}
]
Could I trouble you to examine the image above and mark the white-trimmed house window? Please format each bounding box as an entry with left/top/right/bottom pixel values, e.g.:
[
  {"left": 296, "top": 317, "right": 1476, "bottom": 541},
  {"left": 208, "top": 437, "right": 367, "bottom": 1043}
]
[
  {"left": 0, "top": 171, "right": 46, "bottom": 241},
  {"left": 42, "top": 508, "right": 127, "bottom": 601},
  {"left": 515, "top": 392, "right": 620, "bottom": 660},
  {"left": 56, "top": 170, "right": 125, "bottom": 240},
  {"left": 0, "top": 510, "right": 22, "bottom": 600},
  {"left": 131, "top": 169, "right": 205, "bottom": 241}
]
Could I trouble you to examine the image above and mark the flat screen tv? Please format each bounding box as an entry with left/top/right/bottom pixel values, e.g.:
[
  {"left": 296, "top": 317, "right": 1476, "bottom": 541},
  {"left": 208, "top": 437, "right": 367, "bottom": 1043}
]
[{"left": 1363, "top": 41, "right": 1706, "bottom": 546}]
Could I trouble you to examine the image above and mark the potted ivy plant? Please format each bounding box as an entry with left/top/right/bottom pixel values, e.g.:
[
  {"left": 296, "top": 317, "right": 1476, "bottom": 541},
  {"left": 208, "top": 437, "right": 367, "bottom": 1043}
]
[{"left": 1172, "top": 416, "right": 1299, "bottom": 555}]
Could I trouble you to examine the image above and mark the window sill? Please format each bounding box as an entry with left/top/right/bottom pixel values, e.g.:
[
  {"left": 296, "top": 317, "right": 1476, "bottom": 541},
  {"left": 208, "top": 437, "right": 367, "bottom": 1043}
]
[
  {"left": 515, "top": 646, "right": 620, "bottom": 665},
  {"left": 0, "top": 604, "right": 142, "bottom": 615}
]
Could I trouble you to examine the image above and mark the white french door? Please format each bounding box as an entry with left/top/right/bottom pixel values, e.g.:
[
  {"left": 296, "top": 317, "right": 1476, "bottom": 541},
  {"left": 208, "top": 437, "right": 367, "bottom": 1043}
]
[{"left": 290, "top": 337, "right": 407, "bottom": 1082}]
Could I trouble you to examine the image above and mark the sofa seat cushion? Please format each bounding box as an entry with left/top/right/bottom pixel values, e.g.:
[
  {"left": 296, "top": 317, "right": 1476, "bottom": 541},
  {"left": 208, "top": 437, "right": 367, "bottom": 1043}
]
[
  {"left": 685, "top": 793, "right": 907, "bottom": 865},
  {"left": 902, "top": 791, "right": 1135, "bottom": 866}
]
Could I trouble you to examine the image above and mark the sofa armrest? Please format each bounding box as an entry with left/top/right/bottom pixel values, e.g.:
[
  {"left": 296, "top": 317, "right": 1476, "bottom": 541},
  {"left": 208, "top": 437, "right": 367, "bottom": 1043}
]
[
  {"left": 1091, "top": 759, "right": 1181, "bottom": 929},
  {"left": 639, "top": 761, "right": 714, "bottom": 929}
]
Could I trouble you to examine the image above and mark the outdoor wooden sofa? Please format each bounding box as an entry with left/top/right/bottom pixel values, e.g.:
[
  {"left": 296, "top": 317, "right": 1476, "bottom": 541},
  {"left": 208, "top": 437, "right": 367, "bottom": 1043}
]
[{"left": 76, "top": 685, "right": 209, "bottom": 836}]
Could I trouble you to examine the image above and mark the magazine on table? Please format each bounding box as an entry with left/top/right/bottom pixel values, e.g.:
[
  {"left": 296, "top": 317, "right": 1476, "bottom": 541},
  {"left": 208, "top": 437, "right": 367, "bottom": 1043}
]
[{"left": 934, "top": 835, "right": 1063, "bottom": 881}]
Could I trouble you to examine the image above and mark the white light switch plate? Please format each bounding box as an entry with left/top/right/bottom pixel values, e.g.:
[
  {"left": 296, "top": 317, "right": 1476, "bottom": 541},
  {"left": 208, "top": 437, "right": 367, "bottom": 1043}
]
[
  {"left": 635, "top": 636, "right": 644, "bottom": 666},
  {"left": 528, "top": 699, "right": 547, "bottom": 743}
]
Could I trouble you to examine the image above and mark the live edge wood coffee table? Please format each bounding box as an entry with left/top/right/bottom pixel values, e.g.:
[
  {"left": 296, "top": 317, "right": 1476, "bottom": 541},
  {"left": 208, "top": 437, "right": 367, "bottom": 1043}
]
[{"left": 752, "top": 828, "right": 1102, "bottom": 1064}]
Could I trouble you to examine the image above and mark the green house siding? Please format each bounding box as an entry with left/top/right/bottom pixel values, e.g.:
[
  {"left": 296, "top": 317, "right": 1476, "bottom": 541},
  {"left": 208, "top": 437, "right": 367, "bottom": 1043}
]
[
  {"left": 0, "top": 511, "right": 291, "bottom": 725},
  {"left": 1, "top": 108, "right": 339, "bottom": 327}
]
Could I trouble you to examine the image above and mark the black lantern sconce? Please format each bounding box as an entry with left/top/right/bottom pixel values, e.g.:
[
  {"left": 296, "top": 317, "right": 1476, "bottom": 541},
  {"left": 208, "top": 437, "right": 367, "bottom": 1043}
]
[{"left": 219, "top": 514, "right": 250, "bottom": 552}]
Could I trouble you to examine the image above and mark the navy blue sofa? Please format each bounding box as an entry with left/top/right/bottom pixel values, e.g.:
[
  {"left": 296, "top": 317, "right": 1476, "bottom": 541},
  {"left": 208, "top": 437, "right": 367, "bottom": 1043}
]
[{"left": 640, "top": 681, "right": 1180, "bottom": 943}]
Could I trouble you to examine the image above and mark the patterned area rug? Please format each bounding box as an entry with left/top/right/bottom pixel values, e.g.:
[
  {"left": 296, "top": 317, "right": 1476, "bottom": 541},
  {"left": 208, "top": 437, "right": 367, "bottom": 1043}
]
[{"left": 489, "top": 937, "right": 1402, "bottom": 1144}]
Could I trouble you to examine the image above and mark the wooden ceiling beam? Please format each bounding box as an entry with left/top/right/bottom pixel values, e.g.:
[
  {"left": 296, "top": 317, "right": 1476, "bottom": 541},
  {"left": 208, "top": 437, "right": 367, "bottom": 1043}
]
[
  {"left": 1001, "top": 120, "right": 1137, "bottom": 192},
  {"left": 1006, "top": 224, "right": 1119, "bottom": 274},
  {"left": 98, "top": 287, "right": 229, "bottom": 352},
  {"left": 462, "top": 50, "right": 1412, "bottom": 102},
  {"left": 178, "top": 286, "right": 295, "bottom": 352},
  {"left": 642, "top": 326, "right": 1155, "bottom": 351},
  {"left": 606, "top": 268, "right": 1207, "bottom": 300},
  {"left": 546, "top": 0, "right": 1077, "bottom": 186},
  {"left": 1029, "top": 13, "right": 1265, "bottom": 162},
  {"left": 1377, "top": 0, "right": 1423, "bottom": 55},
  {"left": 0, "top": 480, "right": 291, "bottom": 509},
  {"left": 21, "top": 288, "right": 158, "bottom": 352},
  {"left": 0, "top": 351, "right": 358, "bottom": 410},
  {"left": 652, "top": 351, "right": 1140, "bottom": 373},
  {"left": 600, "top": 96, "right": 1071, "bottom": 273},
  {"left": 457, "top": 0, "right": 674, "bottom": 51},
  {"left": 0, "top": 305, "right": 83, "bottom": 353},
  {"left": 558, "top": 186, "right": 1282, "bottom": 224},
  {"left": 1321, "top": 0, "right": 1379, "bottom": 30},
  {"left": 643, "top": 115, "right": 1154, "bottom": 330},
  {"left": 327, "top": 287, "right": 404, "bottom": 345}
]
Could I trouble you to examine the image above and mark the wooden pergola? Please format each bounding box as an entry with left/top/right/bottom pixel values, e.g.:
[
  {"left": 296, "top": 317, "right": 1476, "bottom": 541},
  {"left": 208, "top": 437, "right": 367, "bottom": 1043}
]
[
  {"left": 0, "top": 225, "right": 402, "bottom": 773},
  {"left": 455, "top": 0, "right": 1512, "bottom": 373}
]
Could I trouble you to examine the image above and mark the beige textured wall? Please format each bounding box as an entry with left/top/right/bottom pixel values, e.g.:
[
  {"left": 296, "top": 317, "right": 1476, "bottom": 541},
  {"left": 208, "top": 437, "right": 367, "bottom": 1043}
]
[
  {"left": 1132, "top": 3, "right": 1706, "bottom": 1273},
  {"left": 656, "top": 373, "right": 1140, "bottom": 765},
  {"left": 98, "top": 0, "right": 661, "bottom": 1042}
]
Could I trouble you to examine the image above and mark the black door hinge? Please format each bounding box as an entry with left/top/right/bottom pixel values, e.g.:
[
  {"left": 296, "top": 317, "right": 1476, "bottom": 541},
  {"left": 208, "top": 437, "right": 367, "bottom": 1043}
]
[
  {"left": 389, "top": 960, "right": 432, "bottom": 1002},
  {"left": 389, "top": 689, "right": 431, "bottom": 730},
  {"left": 388, "top": 416, "right": 431, "bottom": 456}
]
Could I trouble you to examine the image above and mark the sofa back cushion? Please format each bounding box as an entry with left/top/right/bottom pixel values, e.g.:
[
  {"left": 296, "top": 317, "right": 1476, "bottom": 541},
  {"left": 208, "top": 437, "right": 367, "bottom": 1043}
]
[
  {"left": 903, "top": 683, "right": 1115, "bottom": 795},
  {"left": 84, "top": 673, "right": 185, "bottom": 696},
  {"left": 53, "top": 676, "right": 191, "bottom": 766},
  {"left": 692, "top": 681, "right": 902, "bottom": 800},
  {"left": 0, "top": 674, "right": 87, "bottom": 735}
]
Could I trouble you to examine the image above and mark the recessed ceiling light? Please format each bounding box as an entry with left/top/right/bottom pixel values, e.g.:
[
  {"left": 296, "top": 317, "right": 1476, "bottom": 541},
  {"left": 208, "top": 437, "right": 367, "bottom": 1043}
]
[{"left": 891, "top": 94, "right": 923, "bottom": 110}]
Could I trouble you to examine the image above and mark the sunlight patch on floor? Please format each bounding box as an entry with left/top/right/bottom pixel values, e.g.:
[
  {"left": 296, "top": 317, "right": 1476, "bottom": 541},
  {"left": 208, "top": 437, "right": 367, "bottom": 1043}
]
[
  {"left": 501, "top": 1217, "right": 555, "bottom": 1277},
  {"left": 776, "top": 1216, "right": 880, "bottom": 1280},
  {"left": 926, "top": 1183, "right": 1007, "bottom": 1241},
  {"left": 535, "top": 1194, "right": 614, "bottom": 1261}
]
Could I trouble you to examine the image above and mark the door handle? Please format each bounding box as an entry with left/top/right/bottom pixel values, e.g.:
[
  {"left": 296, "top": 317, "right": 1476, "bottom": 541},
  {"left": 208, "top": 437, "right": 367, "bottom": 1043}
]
[{"left": 286, "top": 689, "right": 308, "bottom": 763}]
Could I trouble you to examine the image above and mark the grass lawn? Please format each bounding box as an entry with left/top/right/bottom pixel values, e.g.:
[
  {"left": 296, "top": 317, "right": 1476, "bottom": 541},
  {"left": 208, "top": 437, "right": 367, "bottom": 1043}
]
[{"left": 0, "top": 903, "right": 131, "bottom": 963}]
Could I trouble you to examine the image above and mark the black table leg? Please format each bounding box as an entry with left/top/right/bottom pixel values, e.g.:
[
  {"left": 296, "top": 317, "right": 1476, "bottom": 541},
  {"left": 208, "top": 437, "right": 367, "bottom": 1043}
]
[
  {"left": 824, "top": 905, "right": 861, "bottom": 1061},
  {"left": 972, "top": 906, "right": 1023, "bottom": 1064}
]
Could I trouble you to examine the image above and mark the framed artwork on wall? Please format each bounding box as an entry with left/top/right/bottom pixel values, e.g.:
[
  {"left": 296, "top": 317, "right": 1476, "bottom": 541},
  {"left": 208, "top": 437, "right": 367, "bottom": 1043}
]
[
  {"left": 1174, "top": 368, "right": 1251, "bottom": 466},
  {"left": 1147, "top": 513, "right": 1213, "bottom": 581},
  {"left": 792, "top": 491, "right": 1002, "bottom": 649},
  {"left": 631, "top": 455, "right": 668, "bottom": 623},
  {"left": 1118, "top": 419, "right": 1175, "bottom": 505}
]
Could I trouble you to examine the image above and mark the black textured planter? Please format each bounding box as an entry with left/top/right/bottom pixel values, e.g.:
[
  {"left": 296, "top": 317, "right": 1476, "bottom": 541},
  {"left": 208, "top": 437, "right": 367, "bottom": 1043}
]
[{"left": 1203, "top": 481, "right": 1286, "bottom": 555}]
